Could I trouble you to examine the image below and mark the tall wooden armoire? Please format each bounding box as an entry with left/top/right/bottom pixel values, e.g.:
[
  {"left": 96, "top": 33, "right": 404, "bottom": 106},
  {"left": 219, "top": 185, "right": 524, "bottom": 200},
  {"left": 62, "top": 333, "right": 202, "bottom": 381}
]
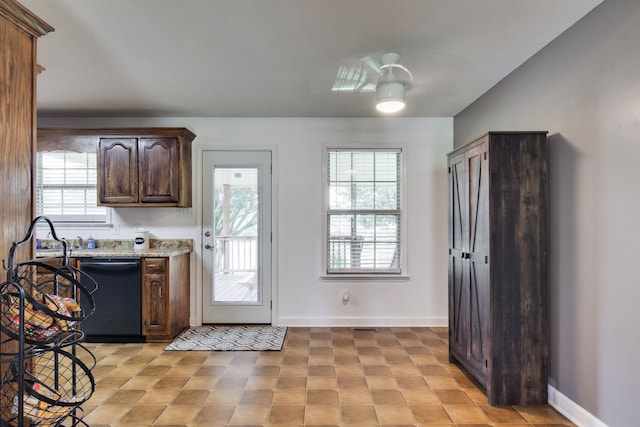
[
  {"left": 0, "top": 0, "right": 53, "bottom": 372},
  {"left": 447, "top": 131, "right": 549, "bottom": 405},
  {"left": 0, "top": 0, "right": 52, "bottom": 263}
]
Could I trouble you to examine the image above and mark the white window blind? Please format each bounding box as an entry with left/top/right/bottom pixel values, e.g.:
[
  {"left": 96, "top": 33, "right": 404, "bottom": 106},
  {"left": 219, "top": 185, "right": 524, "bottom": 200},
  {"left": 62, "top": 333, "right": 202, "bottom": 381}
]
[
  {"left": 326, "top": 149, "right": 401, "bottom": 274},
  {"left": 36, "top": 151, "right": 108, "bottom": 223}
]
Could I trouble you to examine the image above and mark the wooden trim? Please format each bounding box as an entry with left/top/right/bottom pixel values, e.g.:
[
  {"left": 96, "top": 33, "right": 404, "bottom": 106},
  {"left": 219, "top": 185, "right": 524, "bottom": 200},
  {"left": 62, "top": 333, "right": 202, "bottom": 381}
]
[
  {"left": 37, "top": 128, "right": 197, "bottom": 153},
  {"left": 38, "top": 127, "right": 196, "bottom": 141},
  {"left": 447, "top": 131, "right": 548, "bottom": 157},
  {"left": 0, "top": 0, "right": 53, "bottom": 37}
]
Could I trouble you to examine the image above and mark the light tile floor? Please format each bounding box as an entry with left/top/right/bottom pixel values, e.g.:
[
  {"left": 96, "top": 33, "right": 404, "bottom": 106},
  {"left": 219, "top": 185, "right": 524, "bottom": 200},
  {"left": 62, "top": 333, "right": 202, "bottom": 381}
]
[{"left": 79, "top": 327, "right": 575, "bottom": 426}]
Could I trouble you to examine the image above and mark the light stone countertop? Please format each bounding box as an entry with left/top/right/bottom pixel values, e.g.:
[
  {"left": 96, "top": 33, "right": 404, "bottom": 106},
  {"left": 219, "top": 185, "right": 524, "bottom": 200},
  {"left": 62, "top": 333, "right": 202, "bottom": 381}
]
[{"left": 36, "top": 239, "right": 192, "bottom": 258}]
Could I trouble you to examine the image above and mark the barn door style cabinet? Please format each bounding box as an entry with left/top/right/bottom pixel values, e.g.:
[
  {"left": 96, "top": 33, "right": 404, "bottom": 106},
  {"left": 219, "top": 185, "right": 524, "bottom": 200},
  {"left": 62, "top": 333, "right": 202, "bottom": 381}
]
[{"left": 447, "top": 131, "right": 549, "bottom": 405}]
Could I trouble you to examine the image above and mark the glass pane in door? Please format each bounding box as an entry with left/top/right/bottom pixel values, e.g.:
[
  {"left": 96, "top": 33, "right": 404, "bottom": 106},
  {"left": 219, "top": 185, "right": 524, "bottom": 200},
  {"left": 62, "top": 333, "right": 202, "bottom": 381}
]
[{"left": 212, "top": 167, "right": 259, "bottom": 303}]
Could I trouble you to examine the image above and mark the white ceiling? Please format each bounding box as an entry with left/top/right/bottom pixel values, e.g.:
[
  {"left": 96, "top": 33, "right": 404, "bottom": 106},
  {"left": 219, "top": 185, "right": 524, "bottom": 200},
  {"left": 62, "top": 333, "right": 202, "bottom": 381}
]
[{"left": 21, "top": 0, "right": 603, "bottom": 118}]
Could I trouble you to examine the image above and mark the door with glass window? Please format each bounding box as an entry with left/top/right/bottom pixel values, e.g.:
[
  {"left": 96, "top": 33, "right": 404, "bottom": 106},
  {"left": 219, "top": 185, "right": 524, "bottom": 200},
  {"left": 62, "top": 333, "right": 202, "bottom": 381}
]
[{"left": 202, "top": 151, "right": 272, "bottom": 324}]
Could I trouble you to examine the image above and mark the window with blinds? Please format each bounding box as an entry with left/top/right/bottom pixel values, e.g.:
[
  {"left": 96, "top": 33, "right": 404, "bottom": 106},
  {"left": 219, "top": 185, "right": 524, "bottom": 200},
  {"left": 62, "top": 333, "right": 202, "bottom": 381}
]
[
  {"left": 36, "top": 151, "right": 108, "bottom": 223},
  {"left": 326, "top": 149, "right": 402, "bottom": 274}
]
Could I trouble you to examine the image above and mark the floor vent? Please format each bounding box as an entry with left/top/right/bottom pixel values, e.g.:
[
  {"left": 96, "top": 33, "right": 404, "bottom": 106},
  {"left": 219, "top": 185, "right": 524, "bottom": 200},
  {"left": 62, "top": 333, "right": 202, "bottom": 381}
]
[{"left": 351, "top": 327, "right": 377, "bottom": 332}]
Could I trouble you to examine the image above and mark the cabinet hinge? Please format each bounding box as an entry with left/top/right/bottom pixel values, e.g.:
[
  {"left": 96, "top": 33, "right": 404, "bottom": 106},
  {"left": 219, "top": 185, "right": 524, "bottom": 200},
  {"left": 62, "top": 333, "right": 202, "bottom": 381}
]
[
  {"left": 485, "top": 359, "right": 488, "bottom": 368},
  {"left": 448, "top": 248, "right": 451, "bottom": 255},
  {"left": 485, "top": 256, "right": 488, "bottom": 264},
  {"left": 270, "top": 300, "right": 273, "bottom": 309},
  {"left": 484, "top": 152, "right": 487, "bottom": 160},
  {"left": 448, "top": 166, "right": 451, "bottom": 173}
]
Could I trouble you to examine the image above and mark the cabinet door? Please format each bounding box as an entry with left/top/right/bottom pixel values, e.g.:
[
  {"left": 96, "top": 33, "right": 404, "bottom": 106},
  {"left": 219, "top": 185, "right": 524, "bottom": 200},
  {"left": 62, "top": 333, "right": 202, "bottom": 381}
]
[
  {"left": 98, "top": 138, "right": 139, "bottom": 204},
  {"left": 465, "top": 143, "right": 490, "bottom": 377},
  {"left": 448, "top": 142, "right": 490, "bottom": 379},
  {"left": 138, "top": 138, "right": 180, "bottom": 204},
  {"left": 142, "top": 258, "right": 168, "bottom": 335},
  {"left": 448, "top": 152, "right": 468, "bottom": 360}
]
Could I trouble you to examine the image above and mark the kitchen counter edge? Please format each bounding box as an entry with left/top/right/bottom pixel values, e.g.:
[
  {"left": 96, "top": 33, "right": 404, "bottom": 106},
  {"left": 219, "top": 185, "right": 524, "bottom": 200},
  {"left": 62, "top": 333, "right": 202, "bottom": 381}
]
[{"left": 36, "top": 247, "right": 191, "bottom": 258}]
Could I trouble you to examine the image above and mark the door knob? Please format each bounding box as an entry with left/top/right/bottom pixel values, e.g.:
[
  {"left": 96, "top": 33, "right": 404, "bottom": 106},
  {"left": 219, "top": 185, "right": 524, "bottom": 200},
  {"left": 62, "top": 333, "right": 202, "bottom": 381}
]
[{"left": 204, "top": 244, "right": 212, "bottom": 250}]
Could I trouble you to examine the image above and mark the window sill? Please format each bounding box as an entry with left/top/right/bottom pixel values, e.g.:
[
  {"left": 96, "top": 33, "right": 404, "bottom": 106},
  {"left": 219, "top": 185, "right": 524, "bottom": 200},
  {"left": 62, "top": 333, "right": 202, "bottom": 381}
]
[{"left": 320, "top": 274, "right": 410, "bottom": 282}]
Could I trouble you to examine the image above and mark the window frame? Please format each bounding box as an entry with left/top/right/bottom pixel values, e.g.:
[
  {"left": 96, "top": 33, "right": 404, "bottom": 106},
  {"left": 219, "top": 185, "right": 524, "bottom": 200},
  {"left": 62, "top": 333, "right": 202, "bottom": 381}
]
[
  {"left": 321, "top": 146, "right": 408, "bottom": 279},
  {"left": 35, "top": 138, "right": 112, "bottom": 228}
]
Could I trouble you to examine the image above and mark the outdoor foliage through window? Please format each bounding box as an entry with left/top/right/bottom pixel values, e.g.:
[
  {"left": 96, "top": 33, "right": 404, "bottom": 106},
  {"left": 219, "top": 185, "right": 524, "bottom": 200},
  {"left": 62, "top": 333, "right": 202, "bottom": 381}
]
[{"left": 326, "top": 149, "right": 401, "bottom": 273}]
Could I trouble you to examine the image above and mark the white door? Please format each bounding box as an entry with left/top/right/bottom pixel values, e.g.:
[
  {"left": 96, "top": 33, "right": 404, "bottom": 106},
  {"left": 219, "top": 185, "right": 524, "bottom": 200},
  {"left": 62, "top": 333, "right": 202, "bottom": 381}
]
[{"left": 202, "top": 150, "right": 272, "bottom": 324}]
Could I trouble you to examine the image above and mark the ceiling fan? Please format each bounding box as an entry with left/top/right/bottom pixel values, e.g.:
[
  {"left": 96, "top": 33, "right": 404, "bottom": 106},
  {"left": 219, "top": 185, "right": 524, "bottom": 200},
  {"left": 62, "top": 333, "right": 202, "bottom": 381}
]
[{"left": 331, "top": 52, "right": 413, "bottom": 113}]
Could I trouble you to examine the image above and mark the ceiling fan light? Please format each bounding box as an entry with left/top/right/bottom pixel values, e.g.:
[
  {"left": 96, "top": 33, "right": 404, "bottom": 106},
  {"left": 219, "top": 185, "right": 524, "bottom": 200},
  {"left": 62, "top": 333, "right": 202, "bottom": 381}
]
[
  {"left": 376, "top": 99, "right": 406, "bottom": 113},
  {"left": 376, "top": 81, "right": 406, "bottom": 113}
]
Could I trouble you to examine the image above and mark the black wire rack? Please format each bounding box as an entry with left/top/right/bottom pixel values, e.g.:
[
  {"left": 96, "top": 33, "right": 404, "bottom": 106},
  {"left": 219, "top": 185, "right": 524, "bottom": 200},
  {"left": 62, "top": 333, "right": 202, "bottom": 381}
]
[{"left": 1, "top": 217, "right": 98, "bottom": 427}]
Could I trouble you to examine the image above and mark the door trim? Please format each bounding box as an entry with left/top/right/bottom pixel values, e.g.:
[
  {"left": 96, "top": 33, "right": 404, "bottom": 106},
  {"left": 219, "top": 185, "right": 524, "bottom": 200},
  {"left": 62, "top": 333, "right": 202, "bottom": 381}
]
[{"left": 195, "top": 145, "right": 277, "bottom": 326}]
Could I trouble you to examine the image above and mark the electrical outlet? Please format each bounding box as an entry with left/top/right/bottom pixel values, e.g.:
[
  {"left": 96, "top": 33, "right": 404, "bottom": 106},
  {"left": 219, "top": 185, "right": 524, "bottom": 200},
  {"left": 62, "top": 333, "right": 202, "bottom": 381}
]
[
  {"left": 176, "top": 208, "right": 193, "bottom": 217},
  {"left": 342, "top": 290, "right": 350, "bottom": 305}
]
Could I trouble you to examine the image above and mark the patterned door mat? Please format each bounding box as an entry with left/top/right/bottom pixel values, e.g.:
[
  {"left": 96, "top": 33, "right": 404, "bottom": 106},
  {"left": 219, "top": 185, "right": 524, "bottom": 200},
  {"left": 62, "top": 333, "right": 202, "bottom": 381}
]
[{"left": 164, "top": 325, "right": 287, "bottom": 351}]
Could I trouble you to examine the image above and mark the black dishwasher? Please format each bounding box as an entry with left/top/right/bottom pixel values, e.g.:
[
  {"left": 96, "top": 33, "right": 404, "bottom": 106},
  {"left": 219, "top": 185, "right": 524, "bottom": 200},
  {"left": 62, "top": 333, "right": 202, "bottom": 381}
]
[{"left": 79, "top": 257, "right": 143, "bottom": 342}]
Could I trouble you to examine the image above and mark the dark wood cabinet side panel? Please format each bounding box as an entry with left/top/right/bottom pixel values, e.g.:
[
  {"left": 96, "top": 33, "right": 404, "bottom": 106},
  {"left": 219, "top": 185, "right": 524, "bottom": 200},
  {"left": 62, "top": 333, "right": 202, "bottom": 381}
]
[
  {"left": 179, "top": 135, "right": 193, "bottom": 207},
  {"left": 487, "top": 133, "right": 548, "bottom": 405},
  {"left": 169, "top": 253, "right": 190, "bottom": 339}
]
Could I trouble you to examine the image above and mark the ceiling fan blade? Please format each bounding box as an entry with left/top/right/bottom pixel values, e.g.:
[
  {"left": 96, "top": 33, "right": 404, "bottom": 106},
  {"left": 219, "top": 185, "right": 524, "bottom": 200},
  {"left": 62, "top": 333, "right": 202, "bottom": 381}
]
[
  {"left": 360, "top": 55, "right": 383, "bottom": 74},
  {"left": 330, "top": 52, "right": 412, "bottom": 94},
  {"left": 331, "top": 58, "right": 378, "bottom": 93}
]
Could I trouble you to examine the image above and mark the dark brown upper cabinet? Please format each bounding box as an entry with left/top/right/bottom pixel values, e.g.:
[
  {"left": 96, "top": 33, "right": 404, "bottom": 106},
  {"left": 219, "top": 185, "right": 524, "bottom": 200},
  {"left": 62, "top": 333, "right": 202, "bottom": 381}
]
[{"left": 38, "top": 128, "right": 195, "bottom": 207}]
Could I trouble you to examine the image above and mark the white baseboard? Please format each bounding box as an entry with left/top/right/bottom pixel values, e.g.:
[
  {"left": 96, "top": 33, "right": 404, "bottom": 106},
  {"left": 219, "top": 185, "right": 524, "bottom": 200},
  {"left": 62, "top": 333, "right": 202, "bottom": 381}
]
[
  {"left": 548, "top": 386, "right": 608, "bottom": 427},
  {"left": 275, "top": 316, "right": 448, "bottom": 327}
]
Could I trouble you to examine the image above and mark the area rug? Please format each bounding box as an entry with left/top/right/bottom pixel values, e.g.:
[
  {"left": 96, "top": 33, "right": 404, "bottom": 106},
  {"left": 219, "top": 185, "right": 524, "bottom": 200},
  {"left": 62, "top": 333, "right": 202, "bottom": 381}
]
[{"left": 164, "top": 325, "right": 287, "bottom": 351}]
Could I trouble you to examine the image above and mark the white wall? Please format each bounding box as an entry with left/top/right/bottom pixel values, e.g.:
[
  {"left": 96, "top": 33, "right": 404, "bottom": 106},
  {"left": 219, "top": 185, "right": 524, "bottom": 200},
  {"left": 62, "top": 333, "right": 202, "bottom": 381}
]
[
  {"left": 38, "top": 116, "right": 453, "bottom": 328},
  {"left": 454, "top": 0, "right": 640, "bottom": 425}
]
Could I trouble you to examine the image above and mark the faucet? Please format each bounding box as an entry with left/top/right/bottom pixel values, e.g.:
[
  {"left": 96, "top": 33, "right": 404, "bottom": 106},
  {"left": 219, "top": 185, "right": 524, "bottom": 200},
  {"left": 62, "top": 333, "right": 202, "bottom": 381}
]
[{"left": 76, "top": 236, "right": 84, "bottom": 249}]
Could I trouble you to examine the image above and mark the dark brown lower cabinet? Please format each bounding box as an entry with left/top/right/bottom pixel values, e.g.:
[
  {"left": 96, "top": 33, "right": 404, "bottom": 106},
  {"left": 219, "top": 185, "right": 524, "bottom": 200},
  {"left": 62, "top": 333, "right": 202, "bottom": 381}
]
[
  {"left": 448, "top": 131, "right": 549, "bottom": 405},
  {"left": 142, "top": 254, "right": 190, "bottom": 342}
]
